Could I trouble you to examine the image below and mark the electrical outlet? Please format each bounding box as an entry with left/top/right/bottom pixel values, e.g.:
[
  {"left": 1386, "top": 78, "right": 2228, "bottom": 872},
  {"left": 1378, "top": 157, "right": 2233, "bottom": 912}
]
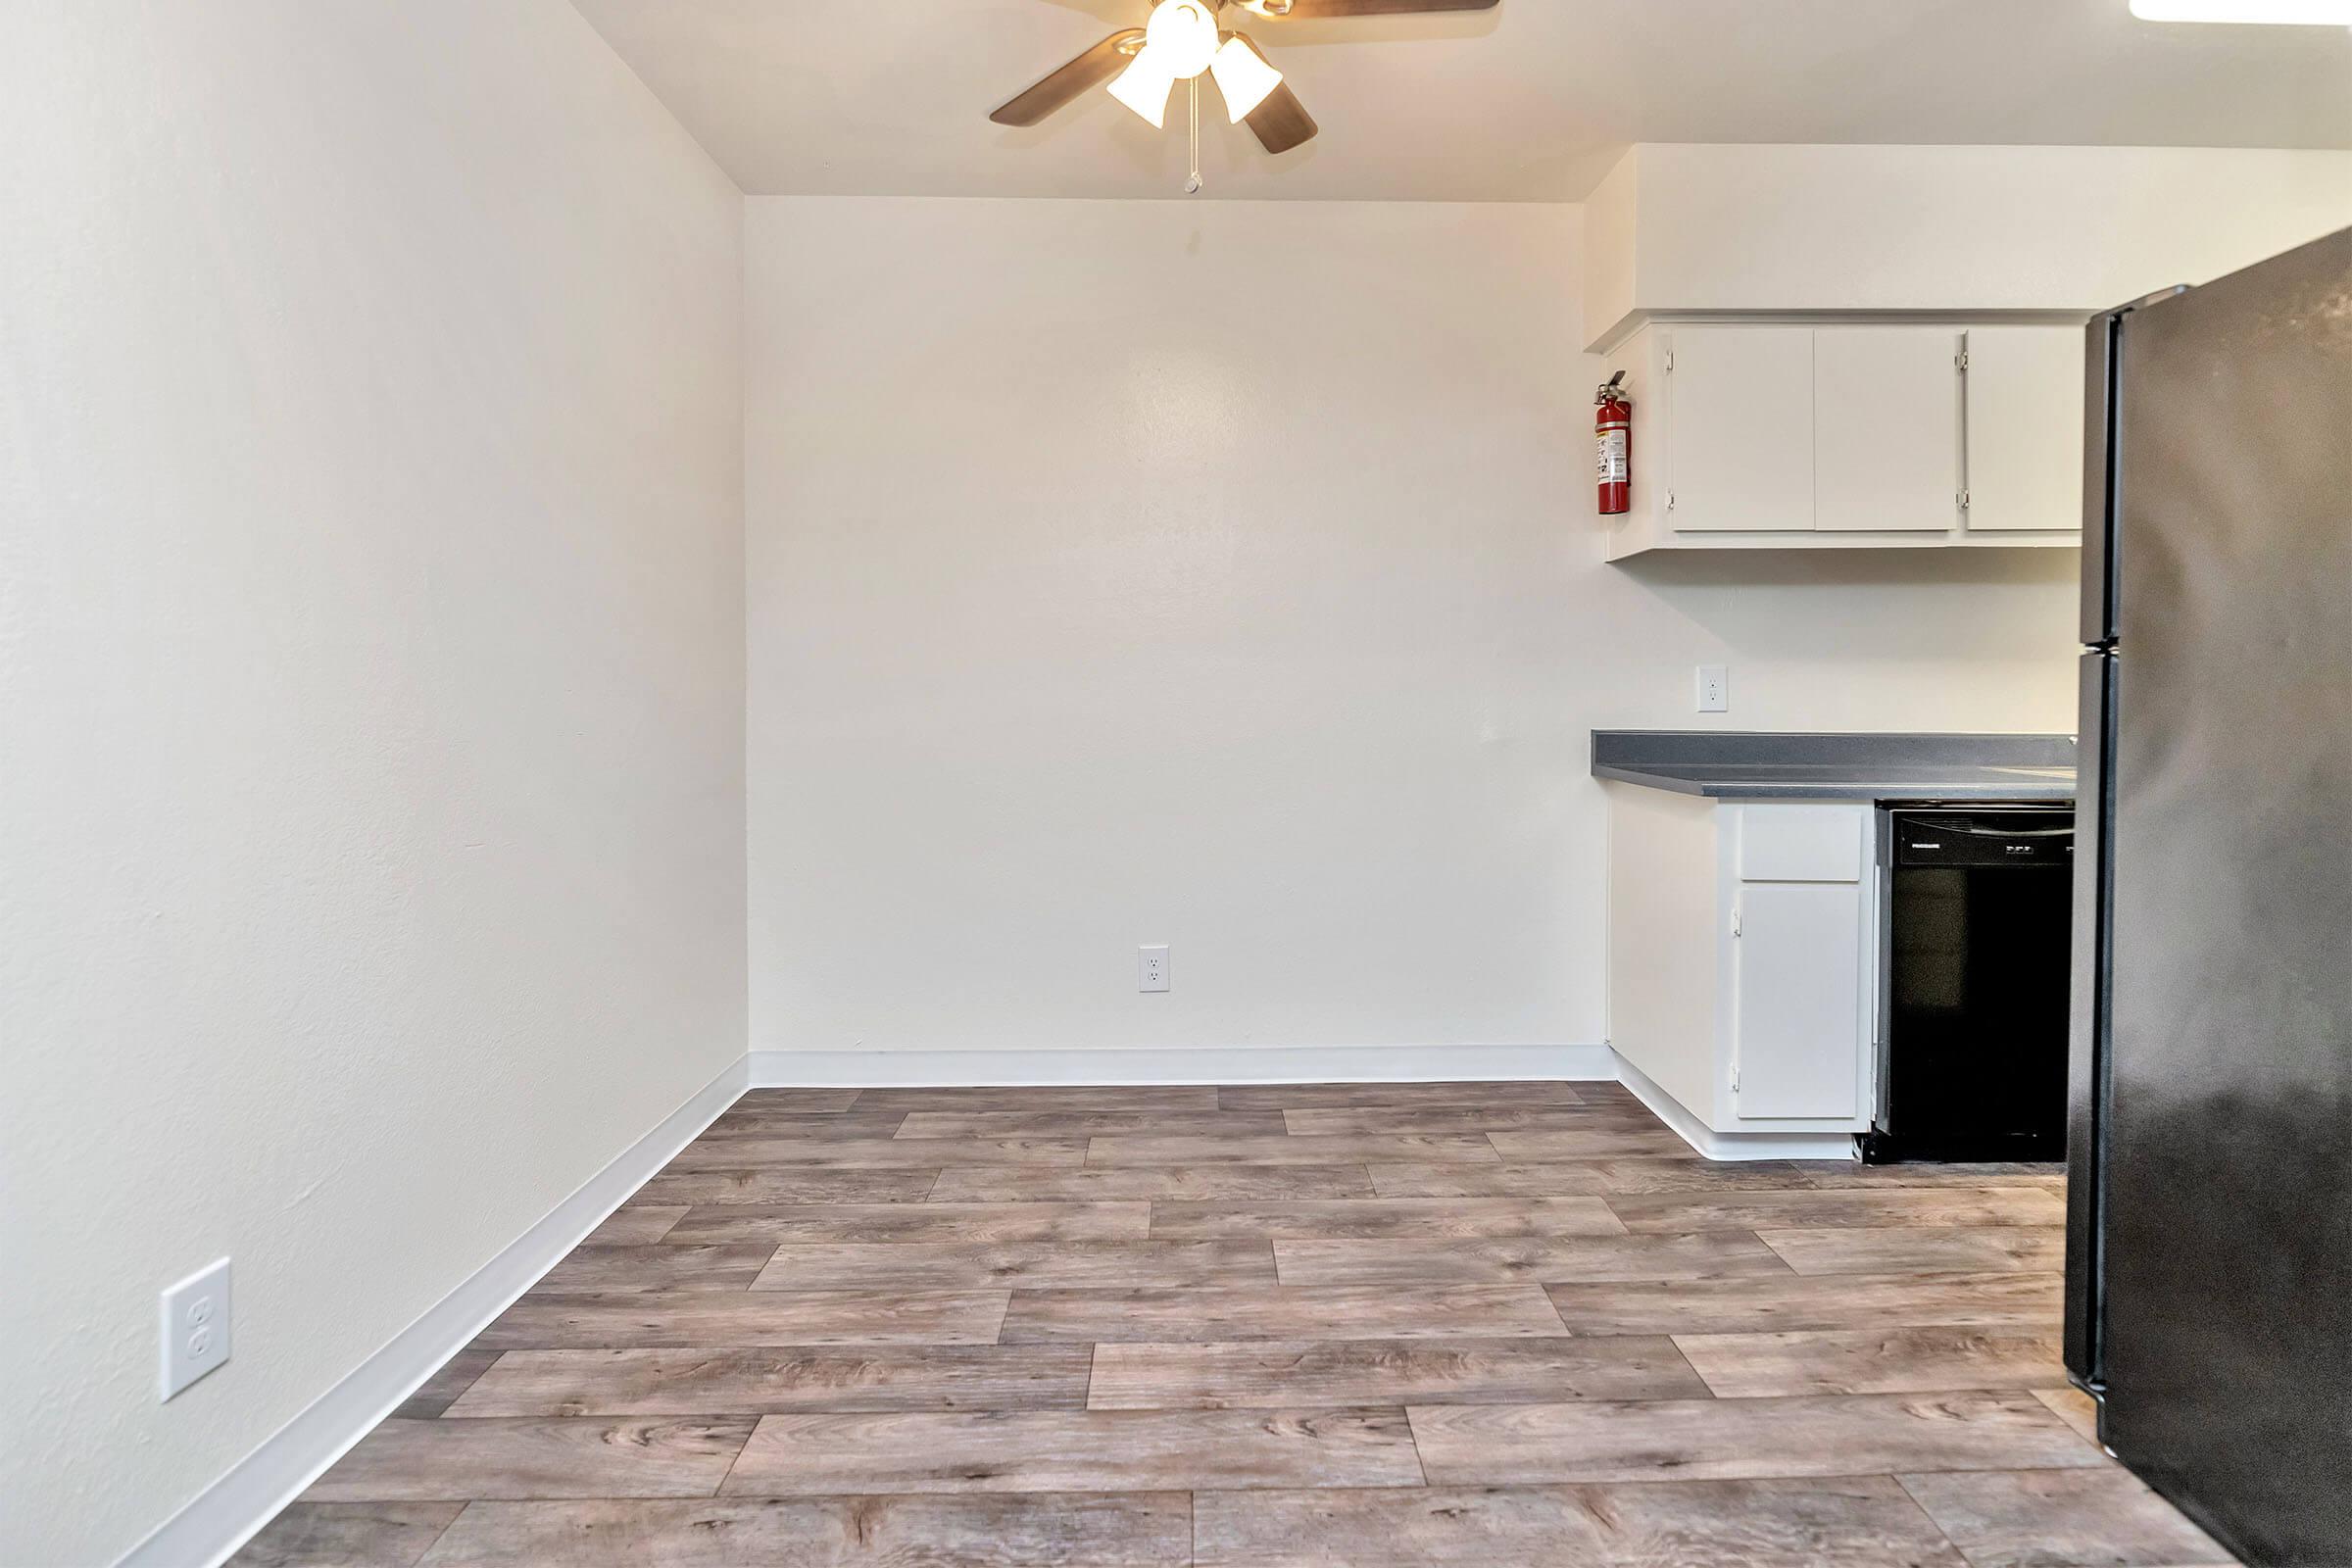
[
  {"left": 1695, "top": 664, "right": 1730, "bottom": 713},
  {"left": 1139, "top": 945, "right": 1170, "bottom": 993},
  {"left": 160, "top": 1258, "right": 232, "bottom": 1400}
]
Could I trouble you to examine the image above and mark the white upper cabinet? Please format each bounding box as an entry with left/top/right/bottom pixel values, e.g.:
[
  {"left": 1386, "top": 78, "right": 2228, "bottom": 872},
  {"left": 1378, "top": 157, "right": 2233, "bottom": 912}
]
[
  {"left": 1604, "top": 317, "right": 2086, "bottom": 559},
  {"left": 1814, "top": 327, "right": 1962, "bottom": 533},
  {"left": 1963, "top": 325, "right": 2088, "bottom": 533},
  {"left": 1662, "top": 326, "right": 1816, "bottom": 533}
]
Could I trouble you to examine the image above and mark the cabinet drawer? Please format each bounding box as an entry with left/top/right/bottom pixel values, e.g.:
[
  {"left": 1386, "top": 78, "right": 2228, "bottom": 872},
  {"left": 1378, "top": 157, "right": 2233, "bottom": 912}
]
[{"left": 1738, "top": 805, "right": 1865, "bottom": 883}]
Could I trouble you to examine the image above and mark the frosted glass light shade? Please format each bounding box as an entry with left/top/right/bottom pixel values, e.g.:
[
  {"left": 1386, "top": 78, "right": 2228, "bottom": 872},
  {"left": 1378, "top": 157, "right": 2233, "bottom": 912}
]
[
  {"left": 1107, "top": 48, "right": 1180, "bottom": 127},
  {"left": 1209, "top": 35, "right": 1284, "bottom": 122}
]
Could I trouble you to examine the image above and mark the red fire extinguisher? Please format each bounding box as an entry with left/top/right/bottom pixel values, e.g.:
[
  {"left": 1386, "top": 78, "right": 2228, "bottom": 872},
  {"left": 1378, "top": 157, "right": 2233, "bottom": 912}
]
[{"left": 1595, "top": 369, "right": 1632, "bottom": 515}]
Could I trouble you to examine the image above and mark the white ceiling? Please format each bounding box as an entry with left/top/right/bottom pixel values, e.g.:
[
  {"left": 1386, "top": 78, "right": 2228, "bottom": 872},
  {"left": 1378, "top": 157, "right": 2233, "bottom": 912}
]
[{"left": 570, "top": 0, "right": 2352, "bottom": 201}]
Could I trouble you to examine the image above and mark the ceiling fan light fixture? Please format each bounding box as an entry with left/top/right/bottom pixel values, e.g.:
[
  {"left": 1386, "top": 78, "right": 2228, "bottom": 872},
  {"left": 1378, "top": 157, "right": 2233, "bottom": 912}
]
[
  {"left": 1106, "top": 47, "right": 1180, "bottom": 126},
  {"left": 1209, "top": 34, "right": 1285, "bottom": 122}
]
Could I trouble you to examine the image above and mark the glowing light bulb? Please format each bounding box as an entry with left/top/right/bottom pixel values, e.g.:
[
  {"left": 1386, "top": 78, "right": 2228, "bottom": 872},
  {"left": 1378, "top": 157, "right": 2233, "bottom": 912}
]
[
  {"left": 1209, "top": 34, "right": 1284, "bottom": 122},
  {"left": 1146, "top": 0, "right": 1220, "bottom": 78}
]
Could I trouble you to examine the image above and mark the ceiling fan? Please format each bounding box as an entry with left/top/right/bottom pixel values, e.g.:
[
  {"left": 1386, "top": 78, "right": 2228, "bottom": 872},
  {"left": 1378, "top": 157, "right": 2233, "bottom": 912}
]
[{"left": 989, "top": 0, "right": 1500, "bottom": 161}]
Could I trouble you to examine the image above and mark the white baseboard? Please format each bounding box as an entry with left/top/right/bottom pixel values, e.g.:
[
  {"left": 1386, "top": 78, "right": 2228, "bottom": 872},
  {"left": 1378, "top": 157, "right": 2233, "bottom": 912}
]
[
  {"left": 748, "top": 1043, "right": 1615, "bottom": 1088},
  {"left": 1612, "top": 1051, "right": 1860, "bottom": 1162},
  {"left": 119, "top": 1054, "right": 750, "bottom": 1568}
]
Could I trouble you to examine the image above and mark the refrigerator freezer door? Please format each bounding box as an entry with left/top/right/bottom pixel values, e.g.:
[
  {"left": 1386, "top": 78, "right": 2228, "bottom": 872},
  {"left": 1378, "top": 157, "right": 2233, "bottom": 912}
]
[
  {"left": 2080, "top": 313, "right": 2120, "bottom": 646},
  {"left": 2062, "top": 650, "right": 2114, "bottom": 1388},
  {"left": 2102, "top": 227, "right": 2352, "bottom": 1564},
  {"left": 2082, "top": 288, "right": 2189, "bottom": 648}
]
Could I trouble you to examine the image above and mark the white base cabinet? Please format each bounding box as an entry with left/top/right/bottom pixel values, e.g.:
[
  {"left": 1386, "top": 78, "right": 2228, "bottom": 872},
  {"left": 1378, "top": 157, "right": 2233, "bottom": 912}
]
[{"left": 1605, "top": 785, "right": 1878, "bottom": 1152}]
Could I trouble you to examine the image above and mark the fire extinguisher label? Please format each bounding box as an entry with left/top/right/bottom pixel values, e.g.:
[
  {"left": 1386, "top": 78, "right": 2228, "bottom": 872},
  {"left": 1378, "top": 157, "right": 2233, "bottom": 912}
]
[{"left": 1596, "top": 429, "right": 1629, "bottom": 484}]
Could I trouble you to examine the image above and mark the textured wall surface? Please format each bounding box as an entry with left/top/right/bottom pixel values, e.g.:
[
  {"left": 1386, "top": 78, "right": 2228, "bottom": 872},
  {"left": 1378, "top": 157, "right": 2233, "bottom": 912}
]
[
  {"left": 744, "top": 196, "right": 2079, "bottom": 1064},
  {"left": 0, "top": 4, "right": 745, "bottom": 1561}
]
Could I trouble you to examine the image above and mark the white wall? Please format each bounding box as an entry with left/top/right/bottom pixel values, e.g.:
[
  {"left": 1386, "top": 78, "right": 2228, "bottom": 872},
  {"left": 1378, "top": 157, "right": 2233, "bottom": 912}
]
[
  {"left": 1585, "top": 143, "right": 2352, "bottom": 347},
  {"left": 745, "top": 197, "right": 2078, "bottom": 1068},
  {"left": 0, "top": 5, "right": 744, "bottom": 1563}
]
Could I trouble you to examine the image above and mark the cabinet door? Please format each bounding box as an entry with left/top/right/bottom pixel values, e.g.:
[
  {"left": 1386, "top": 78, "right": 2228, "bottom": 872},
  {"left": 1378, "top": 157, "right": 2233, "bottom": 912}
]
[
  {"left": 1665, "top": 327, "right": 1815, "bottom": 533},
  {"left": 1733, "top": 883, "right": 1864, "bottom": 1120},
  {"left": 1964, "top": 326, "right": 2086, "bottom": 532},
  {"left": 1814, "top": 327, "right": 1962, "bottom": 533}
]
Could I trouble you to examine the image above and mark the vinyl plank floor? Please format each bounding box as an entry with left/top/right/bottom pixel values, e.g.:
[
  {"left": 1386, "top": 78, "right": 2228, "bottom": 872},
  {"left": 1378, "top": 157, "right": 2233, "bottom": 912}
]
[
  {"left": 1897, "top": 1468, "right": 2237, "bottom": 1568},
  {"left": 230, "top": 1502, "right": 464, "bottom": 1568},
  {"left": 415, "top": 1494, "right": 1193, "bottom": 1568},
  {"left": 1370, "top": 1158, "right": 1821, "bottom": 1197},
  {"left": 693, "top": 1112, "right": 912, "bottom": 1141},
  {"left": 726, "top": 1089, "right": 863, "bottom": 1114},
  {"left": 1085, "top": 1133, "right": 1501, "bottom": 1166},
  {"left": 1087, "top": 1337, "right": 1709, "bottom": 1410},
  {"left": 1407, "top": 1391, "right": 2104, "bottom": 1486},
  {"left": 303, "top": 1417, "right": 755, "bottom": 1501},
  {"left": 1281, "top": 1105, "right": 1663, "bottom": 1137},
  {"left": 932, "top": 1164, "right": 1377, "bottom": 1202},
  {"left": 893, "top": 1109, "right": 1288, "bottom": 1140},
  {"left": 999, "top": 1284, "right": 1571, "bottom": 1344},
  {"left": 391, "top": 1349, "right": 503, "bottom": 1419},
  {"left": 1759, "top": 1227, "right": 2067, "bottom": 1276},
  {"left": 1545, "top": 1271, "right": 2064, "bottom": 1337},
  {"left": 253, "top": 1080, "right": 2160, "bottom": 1568},
  {"left": 1147, "top": 1197, "right": 1627, "bottom": 1240},
  {"left": 528, "top": 1245, "right": 776, "bottom": 1296},
  {"left": 1272, "top": 1231, "right": 1792, "bottom": 1287},
  {"left": 1672, "top": 1327, "right": 2069, "bottom": 1398},
  {"left": 473, "top": 1291, "right": 1011, "bottom": 1349},
  {"left": 753, "top": 1240, "right": 1278, "bottom": 1292},
  {"left": 1215, "top": 1082, "right": 1589, "bottom": 1110},
  {"left": 663, "top": 1200, "right": 1152, "bottom": 1245},
  {"left": 1795, "top": 1161, "right": 2069, "bottom": 1190},
  {"left": 852, "top": 1086, "right": 1221, "bottom": 1113},
  {"left": 633, "top": 1169, "right": 942, "bottom": 1206},
  {"left": 1193, "top": 1477, "right": 1972, "bottom": 1568},
  {"left": 1608, "top": 1187, "right": 2068, "bottom": 1233},
  {"left": 662, "top": 1137, "right": 1086, "bottom": 1170},
  {"left": 445, "top": 1346, "right": 1093, "bottom": 1417},
  {"left": 580, "top": 1205, "right": 690, "bottom": 1246},
  {"left": 1486, "top": 1127, "right": 1706, "bottom": 1160},
  {"left": 2030, "top": 1384, "right": 2103, "bottom": 1444},
  {"left": 720, "top": 1407, "right": 1426, "bottom": 1495}
]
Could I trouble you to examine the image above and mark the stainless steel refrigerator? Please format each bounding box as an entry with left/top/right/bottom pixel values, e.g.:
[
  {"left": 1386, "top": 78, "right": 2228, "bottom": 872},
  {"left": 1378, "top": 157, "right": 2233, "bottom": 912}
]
[{"left": 2066, "top": 226, "right": 2352, "bottom": 1566}]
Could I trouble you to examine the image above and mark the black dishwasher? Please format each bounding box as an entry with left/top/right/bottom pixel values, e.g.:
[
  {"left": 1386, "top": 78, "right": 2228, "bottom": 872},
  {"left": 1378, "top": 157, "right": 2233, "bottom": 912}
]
[{"left": 1861, "top": 808, "right": 2074, "bottom": 1164}]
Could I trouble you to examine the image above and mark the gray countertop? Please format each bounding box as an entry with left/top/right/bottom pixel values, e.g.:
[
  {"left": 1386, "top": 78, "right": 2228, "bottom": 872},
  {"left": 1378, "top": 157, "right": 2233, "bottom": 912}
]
[{"left": 1592, "top": 730, "right": 2078, "bottom": 803}]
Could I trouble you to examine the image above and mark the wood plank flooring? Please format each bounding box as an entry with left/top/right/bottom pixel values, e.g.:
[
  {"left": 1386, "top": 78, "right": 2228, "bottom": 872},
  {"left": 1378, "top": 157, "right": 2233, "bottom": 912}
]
[{"left": 238, "top": 1081, "right": 2231, "bottom": 1567}]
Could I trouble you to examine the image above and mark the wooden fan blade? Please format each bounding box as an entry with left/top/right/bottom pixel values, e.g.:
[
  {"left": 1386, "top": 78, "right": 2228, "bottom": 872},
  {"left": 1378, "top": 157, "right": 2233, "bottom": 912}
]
[
  {"left": 1246, "top": 79, "right": 1319, "bottom": 154},
  {"left": 1248, "top": 0, "right": 1497, "bottom": 15},
  {"left": 989, "top": 29, "right": 1146, "bottom": 126}
]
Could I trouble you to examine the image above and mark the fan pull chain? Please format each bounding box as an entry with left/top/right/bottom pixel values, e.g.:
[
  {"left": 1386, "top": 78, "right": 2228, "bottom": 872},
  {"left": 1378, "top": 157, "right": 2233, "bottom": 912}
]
[{"left": 1185, "top": 75, "right": 1202, "bottom": 195}]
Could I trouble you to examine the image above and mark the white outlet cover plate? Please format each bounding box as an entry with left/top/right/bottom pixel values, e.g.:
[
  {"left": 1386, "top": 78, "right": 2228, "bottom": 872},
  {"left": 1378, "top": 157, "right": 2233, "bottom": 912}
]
[
  {"left": 1139, "top": 945, "right": 1170, "bottom": 993},
  {"left": 160, "top": 1257, "right": 232, "bottom": 1400},
  {"left": 1695, "top": 664, "right": 1730, "bottom": 713}
]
